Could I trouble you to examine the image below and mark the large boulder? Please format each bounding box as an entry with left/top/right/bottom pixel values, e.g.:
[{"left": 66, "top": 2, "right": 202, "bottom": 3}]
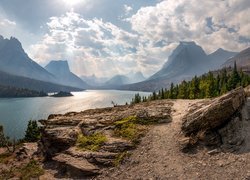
[{"left": 182, "top": 87, "right": 245, "bottom": 136}]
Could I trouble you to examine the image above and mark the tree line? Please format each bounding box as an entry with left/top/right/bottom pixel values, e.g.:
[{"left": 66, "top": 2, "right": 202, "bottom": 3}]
[
  {"left": 131, "top": 63, "right": 250, "bottom": 104},
  {"left": 0, "top": 85, "right": 47, "bottom": 97}
]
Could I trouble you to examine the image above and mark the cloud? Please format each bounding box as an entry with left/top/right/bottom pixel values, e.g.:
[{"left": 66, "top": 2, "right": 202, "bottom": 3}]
[
  {"left": 130, "top": 0, "right": 250, "bottom": 53},
  {"left": 124, "top": 4, "right": 133, "bottom": 15},
  {"left": 0, "top": 18, "right": 16, "bottom": 26},
  {"left": 29, "top": 0, "right": 250, "bottom": 77},
  {"left": 31, "top": 11, "right": 146, "bottom": 76}
]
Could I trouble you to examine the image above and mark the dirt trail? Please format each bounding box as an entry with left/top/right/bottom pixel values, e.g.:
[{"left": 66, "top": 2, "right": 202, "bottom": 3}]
[{"left": 97, "top": 100, "right": 250, "bottom": 180}]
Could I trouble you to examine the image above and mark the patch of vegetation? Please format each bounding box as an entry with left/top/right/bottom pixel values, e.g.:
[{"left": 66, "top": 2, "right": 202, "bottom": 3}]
[
  {"left": 131, "top": 63, "right": 250, "bottom": 104},
  {"left": 19, "top": 160, "right": 44, "bottom": 179},
  {"left": 0, "top": 152, "right": 12, "bottom": 164},
  {"left": 113, "top": 151, "right": 130, "bottom": 166},
  {"left": 76, "top": 133, "right": 107, "bottom": 151},
  {"left": 0, "top": 160, "right": 44, "bottom": 179},
  {"left": 0, "top": 85, "right": 47, "bottom": 98},
  {"left": 24, "top": 120, "right": 41, "bottom": 142},
  {"left": 114, "top": 116, "right": 147, "bottom": 144}
]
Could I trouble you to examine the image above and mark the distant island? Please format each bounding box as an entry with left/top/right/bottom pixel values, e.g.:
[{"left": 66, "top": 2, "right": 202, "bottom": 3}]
[
  {"left": 50, "top": 91, "right": 73, "bottom": 97},
  {"left": 0, "top": 85, "right": 47, "bottom": 98}
]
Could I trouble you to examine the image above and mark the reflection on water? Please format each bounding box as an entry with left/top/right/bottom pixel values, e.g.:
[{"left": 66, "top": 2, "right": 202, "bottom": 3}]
[{"left": 0, "top": 90, "right": 150, "bottom": 139}]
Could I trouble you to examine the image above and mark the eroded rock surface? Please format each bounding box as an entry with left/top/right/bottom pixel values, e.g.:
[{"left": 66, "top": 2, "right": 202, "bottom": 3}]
[
  {"left": 181, "top": 87, "right": 250, "bottom": 153},
  {"left": 39, "top": 100, "right": 173, "bottom": 178}
]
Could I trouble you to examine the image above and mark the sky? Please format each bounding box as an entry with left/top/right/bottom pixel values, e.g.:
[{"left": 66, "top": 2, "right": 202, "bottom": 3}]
[{"left": 0, "top": 0, "right": 249, "bottom": 78}]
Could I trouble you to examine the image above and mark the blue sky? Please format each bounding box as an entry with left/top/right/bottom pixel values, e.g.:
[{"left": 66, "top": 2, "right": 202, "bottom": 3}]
[{"left": 0, "top": 0, "right": 249, "bottom": 77}]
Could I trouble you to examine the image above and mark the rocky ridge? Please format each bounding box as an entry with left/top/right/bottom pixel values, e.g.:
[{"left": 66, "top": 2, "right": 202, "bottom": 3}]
[{"left": 39, "top": 100, "right": 173, "bottom": 178}]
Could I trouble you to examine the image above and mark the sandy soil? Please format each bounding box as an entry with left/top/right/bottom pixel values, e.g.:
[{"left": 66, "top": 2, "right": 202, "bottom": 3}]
[{"left": 97, "top": 99, "right": 250, "bottom": 180}]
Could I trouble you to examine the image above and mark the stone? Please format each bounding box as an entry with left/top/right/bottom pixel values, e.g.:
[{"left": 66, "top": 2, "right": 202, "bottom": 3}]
[
  {"left": 182, "top": 87, "right": 245, "bottom": 136},
  {"left": 101, "top": 137, "right": 134, "bottom": 153},
  {"left": 53, "top": 153, "right": 100, "bottom": 176}
]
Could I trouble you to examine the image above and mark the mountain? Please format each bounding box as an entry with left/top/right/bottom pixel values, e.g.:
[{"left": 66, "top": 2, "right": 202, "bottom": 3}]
[
  {"left": 0, "top": 70, "right": 83, "bottom": 93},
  {"left": 81, "top": 74, "right": 109, "bottom": 87},
  {"left": 127, "top": 71, "right": 146, "bottom": 83},
  {"left": 45, "top": 60, "right": 89, "bottom": 89},
  {"left": 222, "top": 47, "right": 250, "bottom": 72},
  {"left": 208, "top": 48, "right": 237, "bottom": 69},
  {"left": 120, "top": 41, "right": 238, "bottom": 92},
  {"left": 0, "top": 35, "right": 56, "bottom": 83},
  {"left": 105, "top": 75, "right": 130, "bottom": 87}
]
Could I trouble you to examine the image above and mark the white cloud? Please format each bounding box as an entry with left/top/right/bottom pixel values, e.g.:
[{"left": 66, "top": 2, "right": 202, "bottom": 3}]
[
  {"left": 130, "top": 0, "right": 250, "bottom": 53},
  {"left": 124, "top": 4, "right": 133, "bottom": 15},
  {"left": 0, "top": 18, "right": 16, "bottom": 26},
  {"left": 31, "top": 11, "right": 147, "bottom": 77},
  {"left": 30, "top": 0, "right": 250, "bottom": 78}
]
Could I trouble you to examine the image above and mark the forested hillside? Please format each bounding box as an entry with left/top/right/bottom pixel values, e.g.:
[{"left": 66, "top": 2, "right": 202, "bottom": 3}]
[
  {"left": 131, "top": 63, "right": 250, "bottom": 104},
  {"left": 0, "top": 71, "right": 83, "bottom": 93},
  {"left": 0, "top": 85, "right": 47, "bottom": 97}
]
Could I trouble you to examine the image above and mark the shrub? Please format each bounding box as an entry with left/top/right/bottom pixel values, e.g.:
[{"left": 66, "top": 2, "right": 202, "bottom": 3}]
[
  {"left": 19, "top": 160, "right": 44, "bottom": 179},
  {"left": 76, "top": 133, "right": 107, "bottom": 151},
  {"left": 114, "top": 116, "right": 147, "bottom": 144}
]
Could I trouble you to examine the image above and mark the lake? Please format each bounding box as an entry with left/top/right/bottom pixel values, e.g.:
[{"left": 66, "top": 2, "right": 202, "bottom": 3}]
[{"left": 0, "top": 90, "right": 151, "bottom": 139}]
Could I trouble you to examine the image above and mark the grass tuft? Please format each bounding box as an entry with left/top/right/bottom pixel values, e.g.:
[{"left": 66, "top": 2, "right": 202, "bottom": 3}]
[
  {"left": 114, "top": 116, "right": 147, "bottom": 144},
  {"left": 76, "top": 133, "right": 107, "bottom": 151}
]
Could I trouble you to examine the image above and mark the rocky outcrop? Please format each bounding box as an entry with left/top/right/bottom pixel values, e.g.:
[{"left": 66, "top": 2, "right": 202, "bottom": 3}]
[
  {"left": 182, "top": 87, "right": 245, "bottom": 136},
  {"left": 39, "top": 100, "right": 173, "bottom": 178},
  {"left": 180, "top": 87, "right": 250, "bottom": 153}
]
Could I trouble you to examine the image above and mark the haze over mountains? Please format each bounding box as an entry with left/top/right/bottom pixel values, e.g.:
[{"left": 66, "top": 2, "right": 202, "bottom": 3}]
[
  {"left": 45, "top": 60, "right": 89, "bottom": 89},
  {"left": 0, "top": 35, "right": 249, "bottom": 93},
  {"left": 120, "top": 41, "right": 239, "bottom": 91},
  {"left": 0, "top": 36, "right": 55, "bottom": 83},
  {"left": 0, "top": 36, "right": 87, "bottom": 92},
  {"left": 223, "top": 47, "right": 250, "bottom": 72}
]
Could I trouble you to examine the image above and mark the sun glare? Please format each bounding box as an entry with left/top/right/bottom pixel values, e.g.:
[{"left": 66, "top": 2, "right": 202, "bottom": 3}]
[{"left": 63, "top": 0, "right": 82, "bottom": 6}]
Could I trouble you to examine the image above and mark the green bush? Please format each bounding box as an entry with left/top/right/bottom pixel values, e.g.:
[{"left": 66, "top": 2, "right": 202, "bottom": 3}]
[
  {"left": 76, "top": 133, "right": 107, "bottom": 151},
  {"left": 24, "top": 120, "right": 41, "bottom": 142}
]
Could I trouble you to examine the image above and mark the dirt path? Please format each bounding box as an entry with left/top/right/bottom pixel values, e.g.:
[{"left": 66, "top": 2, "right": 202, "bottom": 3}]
[{"left": 97, "top": 100, "right": 250, "bottom": 180}]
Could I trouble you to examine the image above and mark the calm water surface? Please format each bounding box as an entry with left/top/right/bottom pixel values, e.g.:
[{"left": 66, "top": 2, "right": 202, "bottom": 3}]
[{"left": 0, "top": 90, "right": 151, "bottom": 139}]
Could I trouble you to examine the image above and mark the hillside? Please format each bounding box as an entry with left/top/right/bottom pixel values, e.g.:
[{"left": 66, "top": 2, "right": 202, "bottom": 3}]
[
  {"left": 223, "top": 47, "right": 250, "bottom": 73},
  {"left": 0, "top": 85, "right": 47, "bottom": 98},
  {"left": 0, "top": 36, "right": 56, "bottom": 83},
  {"left": 120, "top": 42, "right": 238, "bottom": 92},
  {"left": 0, "top": 70, "right": 83, "bottom": 93}
]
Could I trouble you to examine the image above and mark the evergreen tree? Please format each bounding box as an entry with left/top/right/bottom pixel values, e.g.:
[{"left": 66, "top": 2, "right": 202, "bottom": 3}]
[{"left": 24, "top": 120, "right": 41, "bottom": 142}]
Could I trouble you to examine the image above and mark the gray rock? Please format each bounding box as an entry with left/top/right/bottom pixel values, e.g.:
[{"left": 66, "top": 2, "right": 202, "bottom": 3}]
[{"left": 182, "top": 87, "right": 245, "bottom": 136}]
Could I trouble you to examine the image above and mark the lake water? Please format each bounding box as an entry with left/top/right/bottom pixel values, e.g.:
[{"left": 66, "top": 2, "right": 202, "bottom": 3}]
[{"left": 0, "top": 90, "right": 151, "bottom": 139}]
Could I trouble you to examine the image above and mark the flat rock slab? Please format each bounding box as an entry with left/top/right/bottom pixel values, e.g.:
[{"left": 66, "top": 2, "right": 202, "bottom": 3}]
[{"left": 53, "top": 153, "right": 100, "bottom": 176}]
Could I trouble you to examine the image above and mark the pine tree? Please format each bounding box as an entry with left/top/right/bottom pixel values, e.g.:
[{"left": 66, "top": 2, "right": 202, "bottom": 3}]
[{"left": 24, "top": 120, "right": 41, "bottom": 142}]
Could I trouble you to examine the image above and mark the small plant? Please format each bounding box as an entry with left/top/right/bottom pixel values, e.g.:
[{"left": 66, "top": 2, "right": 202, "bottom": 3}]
[
  {"left": 0, "top": 160, "right": 44, "bottom": 179},
  {"left": 24, "top": 120, "right": 41, "bottom": 142},
  {"left": 0, "top": 152, "right": 12, "bottom": 164},
  {"left": 76, "top": 133, "right": 107, "bottom": 151},
  {"left": 113, "top": 151, "right": 130, "bottom": 166},
  {"left": 19, "top": 160, "right": 44, "bottom": 179},
  {"left": 113, "top": 116, "right": 147, "bottom": 144},
  {"left": 0, "top": 125, "right": 16, "bottom": 153}
]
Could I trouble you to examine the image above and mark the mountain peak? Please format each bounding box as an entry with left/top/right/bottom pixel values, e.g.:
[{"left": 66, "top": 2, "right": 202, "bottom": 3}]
[
  {"left": 45, "top": 60, "right": 70, "bottom": 73},
  {"left": 45, "top": 60, "right": 88, "bottom": 88},
  {"left": 179, "top": 41, "right": 196, "bottom": 46}
]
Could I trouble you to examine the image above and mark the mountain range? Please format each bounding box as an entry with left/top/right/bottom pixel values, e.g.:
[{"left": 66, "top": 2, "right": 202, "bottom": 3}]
[
  {"left": 120, "top": 41, "right": 239, "bottom": 91},
  {"left": 0, "top": 35, "right": 249, "bottom": 93},
  {"left": 0, "top": 36, "right": 88, "bottom": 92}
]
